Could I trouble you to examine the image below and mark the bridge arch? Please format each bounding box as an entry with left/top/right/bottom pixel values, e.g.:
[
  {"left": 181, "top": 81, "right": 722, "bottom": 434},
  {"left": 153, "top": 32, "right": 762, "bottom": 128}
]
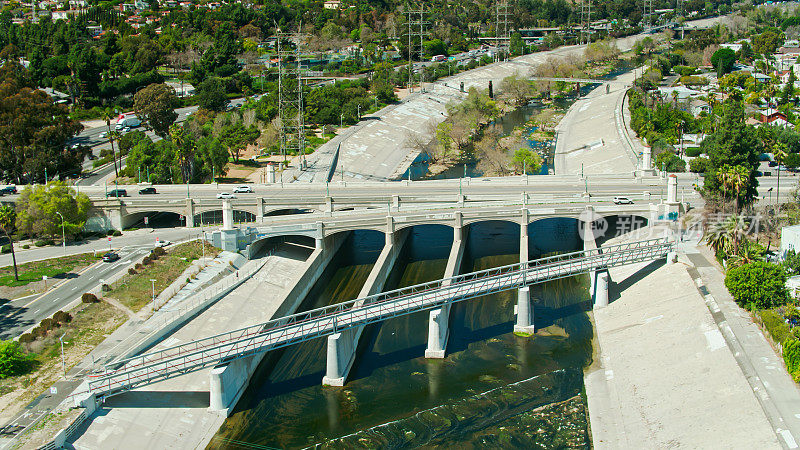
[
  {"left": 595, "top": 214, "right": 650, "bottom": 246},
  {"left": 122, "top": 211, "right": 184, "bottom": 229},
  {"left": 194, "top": 210, "right": 256, "bottom": 227},
  {"left": 527, "top": 217, "right": 582, "bottom": 256}
]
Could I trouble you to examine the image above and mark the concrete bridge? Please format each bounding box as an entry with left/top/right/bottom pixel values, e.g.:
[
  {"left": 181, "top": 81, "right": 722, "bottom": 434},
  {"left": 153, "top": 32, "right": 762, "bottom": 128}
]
[
  {"left": 78, "top": 174, "right": 680, "bottom": 231},
  {"left": 81, "top": 237, "right": 675, "bottom": 409}
]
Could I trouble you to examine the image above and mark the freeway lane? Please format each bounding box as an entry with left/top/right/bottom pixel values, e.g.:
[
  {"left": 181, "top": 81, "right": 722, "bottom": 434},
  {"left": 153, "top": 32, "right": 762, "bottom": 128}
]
[{"left": 0, "top": 246, "right": 150, "bottom": 340}]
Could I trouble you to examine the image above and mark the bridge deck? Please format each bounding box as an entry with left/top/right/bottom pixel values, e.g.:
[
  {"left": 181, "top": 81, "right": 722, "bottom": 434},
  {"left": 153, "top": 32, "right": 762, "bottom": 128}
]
[{"left": 85, "top": 238, "right": 673, "bottom": 397}]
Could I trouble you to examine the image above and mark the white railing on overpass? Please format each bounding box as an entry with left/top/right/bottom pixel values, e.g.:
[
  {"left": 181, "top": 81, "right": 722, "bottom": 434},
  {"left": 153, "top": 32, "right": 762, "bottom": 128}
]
[{"left": 83, "top": 238, "right": 673, "bottom": 398}]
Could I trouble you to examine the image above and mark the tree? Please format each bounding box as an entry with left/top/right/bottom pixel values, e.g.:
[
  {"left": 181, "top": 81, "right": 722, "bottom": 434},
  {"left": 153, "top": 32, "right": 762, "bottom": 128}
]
[
  {"left": 724, "top": 261, "right": 788, "bottom": 309},
  {"left": 15, "top": 182, "right": 90, "bottom": 238},
  {"left": 0, "top": 206, "right": 17, "bottom": 281},
  {"left": 509, "top": 32, "right": 525, "bottom": 56},
  {"left": 710, "top": 48, "right": 736, "bottom": 77},
  {"left": 774, "top": 141, "right": 788, "bottom": 208},
  {"left": 0, "top": 62, "right": 83, "bottom": 184},
  {"left": 717, "top": 164, "right": 749, "bottom": 212},
  {"left": 222, "top": 122, "right": 260, "bottom": 162},
  {"left": 689, "top": 156, "right": 710, "bottom": 173},
  {"left": 134, "top": 83, "right": 178, "bottom": 138},
  {"left": 196, "top": 77, "right": 227, "bottom": 112},
  {"left": 782, "top": 68, "right": 797, "bottom": 105},
  {"left": 654, "top": 151, "right": 686, "bottom": 172},
  {"left": 170, "top": 124, "right": 196, "bottom": 183},
  {"left": 0, "top": 340, "right": 29, "bottom": 378},
  {"left": 513, "top": 149, "right": 542, "bottom": 174},
  {"left": 100, "top": 108, "right": 120, "bottom": 177}
]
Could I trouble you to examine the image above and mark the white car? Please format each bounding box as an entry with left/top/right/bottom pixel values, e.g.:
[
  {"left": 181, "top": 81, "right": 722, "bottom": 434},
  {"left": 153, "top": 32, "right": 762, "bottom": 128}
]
[
  {"left": 233, "top": 185, "right": 253, "bottom": 193},
  {"left": 613, "top": 196, "right": 633, "bottom": 205},
  {"left": 155, "top": 240, "right": 171, "bottom": 248},
  {"left": 99, "top": 131, "right": 108, "bottom": 139},
  {"left": 217, "top": 192, "right": 237, "bottom": 199}
]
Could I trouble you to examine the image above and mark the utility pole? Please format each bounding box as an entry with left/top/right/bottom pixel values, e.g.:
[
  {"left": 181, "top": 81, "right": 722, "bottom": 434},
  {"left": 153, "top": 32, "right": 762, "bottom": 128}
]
[
  {"left": 277, "top": 29, "right": 307, "bottom": 171},
  {"left": 407, "top": 4, "right": 428, "bottom": 93},
  {"left": 495, "top": 0, "right": 511, "bottom": 60},
  {"left": 643, "top": 0, "right": 653, "bottom": 34},
  {"left": 580, "top": 0, "right": 592, "bottom": 45}
]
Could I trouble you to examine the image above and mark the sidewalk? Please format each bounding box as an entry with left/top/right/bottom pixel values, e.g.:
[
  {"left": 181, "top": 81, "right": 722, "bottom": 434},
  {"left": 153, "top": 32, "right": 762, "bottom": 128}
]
[{"left": 681, "top": 241, "right": 800, "bottom": 449}]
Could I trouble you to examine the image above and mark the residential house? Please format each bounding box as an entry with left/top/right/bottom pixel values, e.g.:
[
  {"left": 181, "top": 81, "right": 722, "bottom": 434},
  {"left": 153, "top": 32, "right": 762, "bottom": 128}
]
[
  {"left": 760, "top": 108, "right": 788, "bottom": 123},
  {"left": 689, "top": 99, "right": 710, "bottom": 116},
  {"left": 781, "top": 225, "right": 800, "bottom": 258},
  {"left": 323, "top": 0, "right": 341, "bottom": 9},
  {"left": 720, "top": 42, "right": 742, "bottom": 52}
]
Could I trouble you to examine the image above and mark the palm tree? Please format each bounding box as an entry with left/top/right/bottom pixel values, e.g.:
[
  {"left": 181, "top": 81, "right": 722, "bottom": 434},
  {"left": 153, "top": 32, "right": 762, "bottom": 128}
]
[
  {"left": 774, "top": 141, "right": 788, "bottom": 208},
  {"left": 101, "top": 108, "right": 119, "bottom": 177},
  {"left": 705, "top": 219, "right": 732, "bottom": 256},
  {"left": 717, "top": 164, "right": 749, "bottom": 213},
  {"left": 728, "top": 240, "right": 765, "bottom": 268},
  {"left": 171, "top": 124, "right": 195, "bottom": 183}
]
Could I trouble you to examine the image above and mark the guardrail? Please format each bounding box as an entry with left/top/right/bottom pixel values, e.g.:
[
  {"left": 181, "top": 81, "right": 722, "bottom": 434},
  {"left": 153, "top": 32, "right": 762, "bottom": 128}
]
[{"left": 84, "top": 238, "right": 673, "bottom": 397}]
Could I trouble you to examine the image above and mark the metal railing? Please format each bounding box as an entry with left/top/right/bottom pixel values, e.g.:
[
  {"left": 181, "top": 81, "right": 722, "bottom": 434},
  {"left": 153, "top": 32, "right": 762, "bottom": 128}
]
[{"left": 86, "top": 238, "right": 672, "bottom": 397}]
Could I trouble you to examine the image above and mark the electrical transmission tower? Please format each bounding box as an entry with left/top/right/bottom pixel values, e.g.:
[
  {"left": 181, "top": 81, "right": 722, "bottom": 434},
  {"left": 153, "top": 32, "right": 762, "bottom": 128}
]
[
  {"left": 676, "top": 0, "right": 685, "bottom": 38},
  {"left": 643, "top": 0, "right": 653, "bottom": 33},
  {"left": 580, "top": 0, "right": 591, "bottom": 45},
  {"left": 495, "top": 0, "right": 511, "bottom": 60},
  {"left": 277, "top": 31, "right": 307, "bottom": 170},
  {"left": 406, "top": 4, "right": 428, "bottom": 92}
]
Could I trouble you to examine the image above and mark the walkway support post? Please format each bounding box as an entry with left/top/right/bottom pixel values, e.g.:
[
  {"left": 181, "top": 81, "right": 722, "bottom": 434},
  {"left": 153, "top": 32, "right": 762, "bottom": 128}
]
[
  {"left": 593, "top": 271, "right": 609, "bottom": 309},
  {"left": 185, "top": 198, "right": 195, "bottom": 228}
]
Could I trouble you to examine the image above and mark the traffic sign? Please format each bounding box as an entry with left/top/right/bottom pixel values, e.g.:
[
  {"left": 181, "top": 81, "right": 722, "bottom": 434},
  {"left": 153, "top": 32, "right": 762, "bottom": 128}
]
[{"left": 144, "top": 216, "right": 149, "bottom": 225}]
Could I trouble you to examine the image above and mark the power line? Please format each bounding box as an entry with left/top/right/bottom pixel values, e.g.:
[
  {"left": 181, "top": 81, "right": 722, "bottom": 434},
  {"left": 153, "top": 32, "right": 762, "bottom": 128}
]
[
  {"left": 495, "top": 0, "right": 511, "bottom": 60},
  {"left": 580, "top": 0, "right": 592, "bottom": 45},
  {"left": 406, "top": 3, "right": 429, "bottom": 93},
  {"left": 643, "top": 0, "right": 653, "bottom": 33},
  {"left": 277, "top": 30, "right": 307, "bottom": 170}
]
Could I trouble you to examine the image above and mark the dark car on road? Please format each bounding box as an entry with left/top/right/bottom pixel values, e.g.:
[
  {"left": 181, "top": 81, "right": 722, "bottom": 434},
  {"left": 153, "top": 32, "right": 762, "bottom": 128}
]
[
  {"left": 0, "top": 186, "right": 17, "bottom": 195},
  {"left": 139, "top": 187, "right": 157, "bottom": 195},
  {"left": 107, "top": 189, "right": 128, "bottom": 198},
  {"left": 102, "top": 252, "right": 120, "bottom": 262}
]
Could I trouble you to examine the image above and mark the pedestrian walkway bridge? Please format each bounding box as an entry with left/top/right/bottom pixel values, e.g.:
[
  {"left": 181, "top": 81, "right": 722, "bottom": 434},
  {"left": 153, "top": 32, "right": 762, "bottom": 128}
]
[{"left": 86, "top": 238, "right": 673, "bottom": 398}]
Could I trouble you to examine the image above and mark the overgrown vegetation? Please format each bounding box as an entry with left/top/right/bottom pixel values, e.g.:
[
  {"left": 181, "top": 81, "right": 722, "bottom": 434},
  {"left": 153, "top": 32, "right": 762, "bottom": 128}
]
[{"left": 0, "top": 252, "right": 98, "bottom": 288}]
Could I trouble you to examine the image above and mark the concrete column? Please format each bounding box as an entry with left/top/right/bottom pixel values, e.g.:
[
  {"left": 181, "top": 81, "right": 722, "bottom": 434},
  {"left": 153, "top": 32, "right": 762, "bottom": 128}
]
[
  {"left": 392, "top": 195, "right": 400, "bottom": 211},
  {"left": 425, "top": 227, "right": 467, "bottom": 358},
  {"left": 222, "top": 199, "right": 234, "bottom": 230},
  {"left": 642, "top": 146, "right": 652, "bottom": 170},
  {"left": 593, "top": 271, "right": 609, "bottom": 309},
  {"left": 257, "top": 197, "right": 265, "bottom": 223},
  {"left": 315, "top": 222, "right": 325, "bottom": 250},
  {"left": 667, "top": 251, "right": 677, "bottom": 264},
  {"left": 666, "top": 174, "right": 678, "bottom": 204},
  {"left": 323, "top": 229, "right": 409, "bottom": 386},
  {"left": 385, "top": 215, "right": 395, "bottom": 246},
  {"left": 266, "top": 164, "right": 276, "bottom": 183},
  {"left": 325, "top": 197, "right": 333, "bottom": 213},
  {"left": 185, "top": 198, "right": 195, "bottom": 228},
  {"left": 453, "top": 212, "right": 463, "bottom": 241},
  {"left": 514, "top": 286, "right": 535, "bottom": 334}
]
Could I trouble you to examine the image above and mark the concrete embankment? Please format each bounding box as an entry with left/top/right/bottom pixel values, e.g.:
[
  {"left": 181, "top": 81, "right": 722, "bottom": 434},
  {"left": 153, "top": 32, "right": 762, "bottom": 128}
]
[
  {"left": 584, "top": 248, "right": 780, "bottom": 447},
  {"left": 68, "top": 235, "right": 346, "bottom": 449}
]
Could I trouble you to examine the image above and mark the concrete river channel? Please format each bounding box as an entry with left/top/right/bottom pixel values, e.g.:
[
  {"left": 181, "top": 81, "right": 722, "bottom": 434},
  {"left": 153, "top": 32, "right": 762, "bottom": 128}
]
[{"left": 208, "top": 73, "right": 634, "bottom": 447}]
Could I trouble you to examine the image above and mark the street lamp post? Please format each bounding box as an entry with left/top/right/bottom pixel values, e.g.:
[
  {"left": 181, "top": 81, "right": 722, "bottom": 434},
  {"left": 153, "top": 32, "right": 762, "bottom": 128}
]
[
  {"left": 340, "top": 113, "right": 343, "bottom": 129},
  {"left": 55, "top": 211, "right": 65, "bottom": 256},
  {"left": 357, "top": 105, "right": 361, "bottom": 121},
  {"left": 59, "top": 332, "right": 67, "bottom": 377},
  {"left": 150, "top": 279, "right": 157, "bottom": 310}
]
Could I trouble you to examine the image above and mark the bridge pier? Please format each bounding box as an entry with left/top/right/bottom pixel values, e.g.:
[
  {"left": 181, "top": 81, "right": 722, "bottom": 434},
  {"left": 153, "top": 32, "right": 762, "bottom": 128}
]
[
  {"left": 514, "top": 286, "right": 535, "bottom": 334},
  {"left": 593, "top": 270, "right": 609, "bottom": 309},
  {"left": 425, "top": 224, "right": 467, "bottom": 358},
  {"left": 322, "top": 227, "right": 409, "bottom": 386},
  {"left": 185, "top": 198, "right": 195, "bottom": 228}
]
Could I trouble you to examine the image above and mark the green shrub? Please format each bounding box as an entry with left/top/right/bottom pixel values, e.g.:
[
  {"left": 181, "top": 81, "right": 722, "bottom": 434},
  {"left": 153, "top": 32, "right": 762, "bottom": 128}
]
[
  {"left": 18, "top": 333, "right": 34, "bottom": 344},
  {"left": 725, "top": 262, "right": 789, "bottom": 309},
  {"left": 152, "top": 247, "right": 166, "bottom": 257},
  {"left": 102, "top": 284, "right": 110, "bottom": 292},
  {"left": 81, "top": 293, "right": 99, "bottom": 303},
  {"left": 52, "top": 311, "right": 72, "bottom": 324},
  {"left": 785, "top": 338, "right": 800, "bottom": 382},
  {"left": 0, "top": 340, "right": 30, "bottom": 378},
  {"left": 135, "top": 263, "right": 143, "bottom": 270},
  {"left": 0, "top": 245, "right": 9, "bottom": 254},
  {"left": 39, "top": 318, "right": 56, "bottom": 330},
  {"left": 128, "top": 267, "right": 137, "bottom": 275},
  {"left": 34, "top": 239, "right": 54, "bottom": 247},
  {"left": 685, "top": 147, "right": 702, "bottom": 157},
  {"left": 32, "top": 326, "right": 47, "bottom": 338},
  {"left": 112, "top": 230, "right": 122, "bottom": 237},
  {"left": 689, "top": 156, "right": 710, "bottom": 173},
  {"left": 760, "top": 309, "right": 792, "bottom": 343},
  {"left": 107, "top": 230, "right": 114, "bottom": 236},
  {"left": 21, "top": 244, "right": 29, "bottom": 249}
]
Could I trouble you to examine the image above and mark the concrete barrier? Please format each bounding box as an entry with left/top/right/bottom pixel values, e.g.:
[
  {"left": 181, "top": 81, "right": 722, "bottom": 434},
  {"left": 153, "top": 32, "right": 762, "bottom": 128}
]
[
  {"left": 322, "top": 229, "right": 409, "bottom": 386},
  {"left": 209, "top": 232, "right": 349, "bottom": 415}
]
